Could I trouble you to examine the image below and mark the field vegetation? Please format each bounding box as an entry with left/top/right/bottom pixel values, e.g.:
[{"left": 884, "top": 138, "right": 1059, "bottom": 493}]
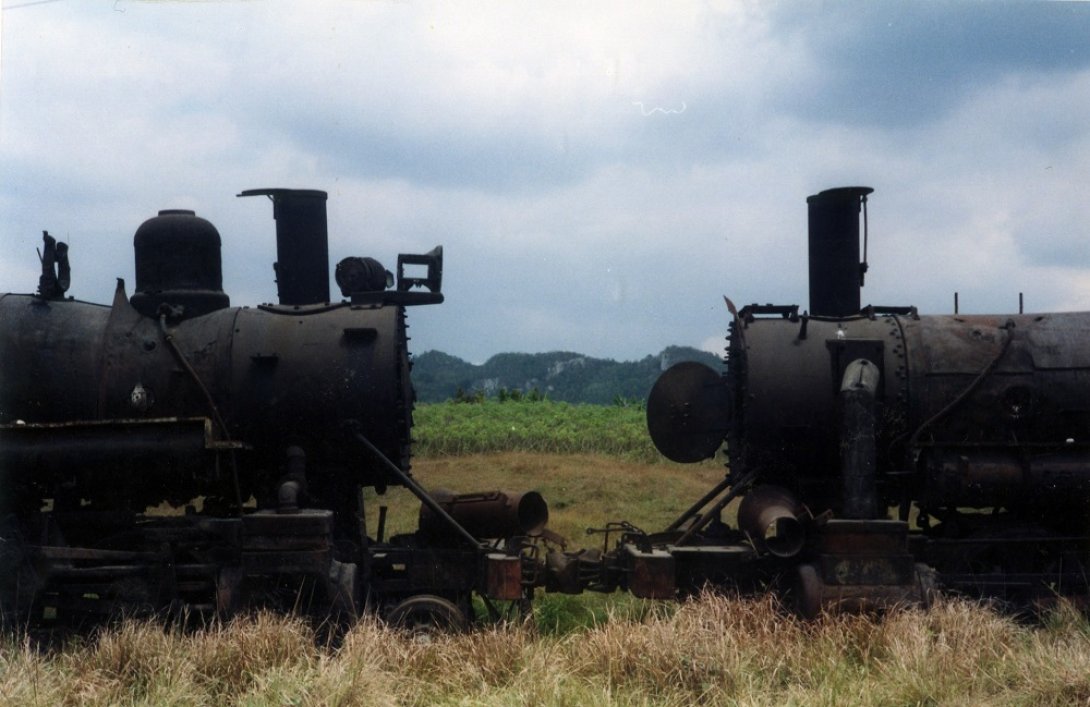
[
  {"left": 411, "top": 397, "right": 665, "bottom": 462},
  {"left": 4, "top": 596, "right": 1089, "bottom": 705},
  {"left": 4, "top": 400, "right": 1090, "bottom": 705}
]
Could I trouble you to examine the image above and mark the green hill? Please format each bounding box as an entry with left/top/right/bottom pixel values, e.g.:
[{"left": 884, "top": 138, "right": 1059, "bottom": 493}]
[{"left": 411, "top": 345, "right": 722, "bottom": 404}]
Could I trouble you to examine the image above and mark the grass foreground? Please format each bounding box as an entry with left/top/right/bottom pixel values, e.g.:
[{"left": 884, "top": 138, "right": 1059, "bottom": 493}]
[{"left": 3, "top": 595, "right": 1090, "bottom": 706}]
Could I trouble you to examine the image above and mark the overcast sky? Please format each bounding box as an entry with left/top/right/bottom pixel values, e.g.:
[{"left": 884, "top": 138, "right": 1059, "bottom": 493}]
[{"left": 3, "top": 1, "right": 1090, "bottom": 363}]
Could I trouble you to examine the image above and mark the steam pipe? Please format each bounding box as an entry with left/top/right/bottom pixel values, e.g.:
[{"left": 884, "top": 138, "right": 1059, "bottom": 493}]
[
  {"left": 419, "top": 490, "right": 549, "bottom": 539},
  {"left": 839, "top": 358, "right": 881, "bottom": 519}
]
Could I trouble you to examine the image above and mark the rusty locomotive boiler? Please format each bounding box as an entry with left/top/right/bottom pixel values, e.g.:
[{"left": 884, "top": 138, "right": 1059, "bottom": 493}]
[
  {"left": 555, "top": 186, "right": 1090, "bottom": 616},
  {"left": 0, "top": 189, "right": 549, "bottom": 630}
]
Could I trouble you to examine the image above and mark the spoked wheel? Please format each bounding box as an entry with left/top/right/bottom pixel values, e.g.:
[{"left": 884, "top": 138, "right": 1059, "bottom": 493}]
[{"left": 387, "top": 594, "right": 467, "bottom": 641}]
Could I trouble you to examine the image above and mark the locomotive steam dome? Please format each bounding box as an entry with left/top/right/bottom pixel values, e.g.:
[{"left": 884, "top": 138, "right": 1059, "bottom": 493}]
[{"left": 130, "top": 209, "right": 230, "bottom": 318}]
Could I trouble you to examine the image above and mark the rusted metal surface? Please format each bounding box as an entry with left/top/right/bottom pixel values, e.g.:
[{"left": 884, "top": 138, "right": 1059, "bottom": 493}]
[
  {"left": 621, "top": 545, "right": 676, "bottom": 599},
  {"left": 544, "top": 549, "right": 591, "bottom": 594},
  {"left": 8, "top": 181, "right": 1090, "bottom": 627},
  {"left": 129, "top": 210, "right": 230, "bottom": 319},
  {"left": 668, "top": 544, "right": 757, "bottom": 593},
  {"left": 807, "top": 186, "right": 872, "bottom": 317},
  {"left": 238, "top": 189, "right": 331, "bottom": 306},
  {"left": 0, "top": 188, "right": 565, "bottom": 632},
  {"left": 483, "top": 553, "right": 523, "bottom": 600},
  {"left": 795, "top": 562, "right": 935, "bottom": 619},
  {"left": 737, "top": 485, "right": 806, "bottom": 558},
  {"left": 419, "top": 490, "right": 549, "bottom": 541},
  {"left": 646, "top": 361, "right": 730, "bottom": 463},
  {"left": 621, "top": 185, "right": 1090, "bottom": 615},
  {"left": 839, "top": 358, "right": 881, "bottom": 519}
]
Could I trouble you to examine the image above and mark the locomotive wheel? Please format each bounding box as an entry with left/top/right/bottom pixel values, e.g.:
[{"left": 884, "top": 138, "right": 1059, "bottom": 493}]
[{"left": 387, "top": 594, "right": 467, "bottom": 639}]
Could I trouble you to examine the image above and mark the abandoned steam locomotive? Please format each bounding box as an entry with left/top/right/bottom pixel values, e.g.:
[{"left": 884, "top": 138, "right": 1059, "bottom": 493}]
[
  {"left": 0, "top": 189, "right": 548, "bottom": 630},
  {"left": 629, "top": 187, "right": 1090, "bottom": 615},
  {"left": 4, "top": 184, "right": 1088, "bottom": 630}
]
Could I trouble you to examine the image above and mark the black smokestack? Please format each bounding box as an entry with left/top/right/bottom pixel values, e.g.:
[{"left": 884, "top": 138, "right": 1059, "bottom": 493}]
[
  {"left": 806, "top": 186, "right": 873, "bottom": 318},
  {"left": 238, "top": 188, "right": 330, "bottom": 305}
]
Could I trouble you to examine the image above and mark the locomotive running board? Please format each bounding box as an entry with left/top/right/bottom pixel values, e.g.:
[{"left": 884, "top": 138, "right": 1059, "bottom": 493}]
[{"left": 0, "top": 416, "right": 247, "bottom": 475}]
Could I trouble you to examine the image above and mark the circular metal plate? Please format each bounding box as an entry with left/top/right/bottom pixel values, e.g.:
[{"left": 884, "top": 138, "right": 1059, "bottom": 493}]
[{"left": 646, "top": 361, "right": 731, "bottom": 463}]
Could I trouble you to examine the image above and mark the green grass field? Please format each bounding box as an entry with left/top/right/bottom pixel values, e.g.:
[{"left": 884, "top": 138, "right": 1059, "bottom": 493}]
[
  {"left": 411, "top": 399, "right": 664, "bottom": 462},
  {"left": 4, "top": 401, "right": 1090, "bottom": 705}
]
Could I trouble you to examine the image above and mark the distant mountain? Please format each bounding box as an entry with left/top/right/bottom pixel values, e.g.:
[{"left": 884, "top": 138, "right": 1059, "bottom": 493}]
[{"left": 410, "top": 346, "right": 723, "bottom": 404}]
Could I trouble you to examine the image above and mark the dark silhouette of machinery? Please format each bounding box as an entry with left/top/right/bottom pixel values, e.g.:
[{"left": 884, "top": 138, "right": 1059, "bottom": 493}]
[
  {"left": 5, "top": 184, "right": 1088, "bottom": 630},
  {"left": 0, "top": 189, "right": 547, "bottom": 630},
  {"left": 589, "top": 186, "right": 1090, "bottom": 615}
]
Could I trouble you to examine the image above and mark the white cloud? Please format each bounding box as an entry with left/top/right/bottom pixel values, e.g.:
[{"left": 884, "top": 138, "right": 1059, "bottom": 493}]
[{"left": 3, "top": 0, "right": 1090, "bottom": 362}]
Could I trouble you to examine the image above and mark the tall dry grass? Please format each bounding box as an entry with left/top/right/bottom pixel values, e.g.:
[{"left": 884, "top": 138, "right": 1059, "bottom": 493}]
[{"left": 4, "top": 594, "right": 1089, "bottom": 706}]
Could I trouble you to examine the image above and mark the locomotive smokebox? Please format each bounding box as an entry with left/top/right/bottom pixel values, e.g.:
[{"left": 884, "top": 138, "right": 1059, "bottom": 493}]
[
  {"left": 807, "top": 186, "right": 873, "bottom": 317},
  {"left": 239, "top": 188, "right": 330, "bottom": 305},
  {"left": 130, "top": 209, "right": 230, "bottom": 319}
]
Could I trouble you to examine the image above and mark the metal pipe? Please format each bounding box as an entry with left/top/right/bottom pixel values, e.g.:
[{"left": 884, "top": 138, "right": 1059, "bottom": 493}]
[
  {"left": 839, "top": 358, "right": 881, "bottom": 519},
  {"left": 419, "top": 490, "right": 548, "bottom": 539},
  {"left": 238, "top": 188, "right": 330, "bottom": 305},
  {"left": 665, "top": 474, "right": 733, "bottom": 532},
  {"left": 674, "top": 470, "right": 757, "bottom": 546},
  {"left": 807, "top": 186, "right": 873, "bottom": 317},
  {"left": 737, "top": 485, "right": 805, "bottom": 558},
  {"left": 348, "top": 426, "right": 484, "bottom": 549}
]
